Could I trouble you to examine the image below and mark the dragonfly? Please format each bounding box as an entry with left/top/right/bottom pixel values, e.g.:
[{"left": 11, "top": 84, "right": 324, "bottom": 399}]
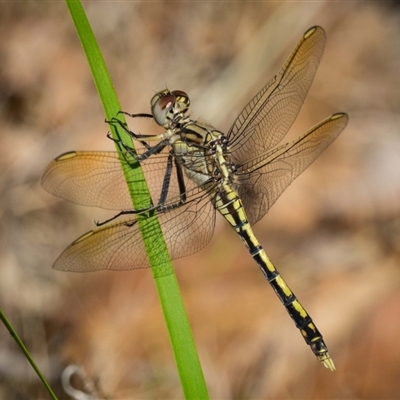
[{"left": 42, "top": 26, "right": 348, "bottom": 370}]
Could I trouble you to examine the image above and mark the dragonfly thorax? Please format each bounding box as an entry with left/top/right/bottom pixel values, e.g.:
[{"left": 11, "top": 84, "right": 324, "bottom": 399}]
[{"left": 206, "top": 137, "right": 234, "bottom": 183}]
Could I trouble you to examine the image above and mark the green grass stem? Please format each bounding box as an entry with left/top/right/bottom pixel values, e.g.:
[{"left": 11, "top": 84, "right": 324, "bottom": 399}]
[
  {"left": 0, "top": 308, "right": 58, "bottom": 399},
  {"left": 65, "top": 1, "right": 209, "bottom": 398}
]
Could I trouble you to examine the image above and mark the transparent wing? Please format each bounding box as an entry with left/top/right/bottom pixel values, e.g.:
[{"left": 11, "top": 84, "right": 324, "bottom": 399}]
[
  {"left": 42, "top": 147, "right": 218, "bottom": 271},
  {"left": 42, "top": 151, "right": 133, "bottom": 209},
  {"left": 52, "top": 185, "right": 216, "bottom": 271},
  {"left": 236, "top": 113, "right": 348, "bottom": 225},
  {"left": 42, "top": 150, "right": 207, "bottom": 212},
  {"left": 228, "top": 26, "right": 326, "bottom": 163}
]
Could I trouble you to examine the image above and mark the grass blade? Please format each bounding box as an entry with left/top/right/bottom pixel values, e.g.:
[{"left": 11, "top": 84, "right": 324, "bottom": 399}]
[
  {"left": 65, "top": 1, "right": 208, "bottom": 398},
  {"left": 0, "top": 308, "right": 58, "bottom": 399}
]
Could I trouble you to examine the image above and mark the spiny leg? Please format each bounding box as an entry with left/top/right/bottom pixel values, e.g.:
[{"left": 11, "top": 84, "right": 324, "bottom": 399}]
[
  {"left": 95, "top": 152, "right": 190, "bottom": 227},
  {"left": 107, "top": 115, "right": 170, "bottom": 160}
]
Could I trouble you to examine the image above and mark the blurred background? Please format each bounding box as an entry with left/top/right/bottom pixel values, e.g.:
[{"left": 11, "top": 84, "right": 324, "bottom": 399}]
[{"left": 1, "top": 1, "right": 400, "bottom": 399}]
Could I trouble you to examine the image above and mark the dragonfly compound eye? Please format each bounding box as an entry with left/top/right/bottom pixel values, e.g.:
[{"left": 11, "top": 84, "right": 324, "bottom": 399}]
[
  {"left": 151, "top": 91, "right": 176, "bottom": 126},
  {"left": 172, "top": 90, "right": 190, "bottom": 113}
]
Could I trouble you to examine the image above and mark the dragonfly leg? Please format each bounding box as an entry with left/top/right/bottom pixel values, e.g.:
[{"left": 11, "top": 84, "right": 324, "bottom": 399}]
[
  {"left": 107, "top": 130, "right": 170, "bottom": 163},
  {"left": 107, "top": 116, "right": 153, "bottom": 149},
  {"left": 157, "top": 152, "right": 187, "bottom": 207},
  {"left": 96, "top": 151, "right": 190, "bottom": 227},
  {"left": 94, "top": 209, "right": 141, "bottom": 227},
  {"left": 111, "top": 116, "right": 160, "bottom": 141},
  {"left": 174, "top": 156, "right": 187, "bottom": 204},
  {"left": 94, "top": 198, "right": 164, "bottom": 227},
  {"left": 107, "top": 115, "right": 172, "bottom": 163},
  {"left": 158, "top": 151, "right": 174, "bottom": 204}
]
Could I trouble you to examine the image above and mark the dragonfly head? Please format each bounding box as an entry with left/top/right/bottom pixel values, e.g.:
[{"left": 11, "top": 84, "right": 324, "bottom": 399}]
[{"left": 151, "top": 89, "right": 190, "bottom": 127}]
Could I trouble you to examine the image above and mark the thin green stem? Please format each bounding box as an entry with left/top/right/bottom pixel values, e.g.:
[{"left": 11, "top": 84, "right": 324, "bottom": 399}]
[
  {"left": 0, "top": 308, "right": 58, "bottom": 399},
  {"left": 65, "top": 1, "right": 209, "bottom": 398}
]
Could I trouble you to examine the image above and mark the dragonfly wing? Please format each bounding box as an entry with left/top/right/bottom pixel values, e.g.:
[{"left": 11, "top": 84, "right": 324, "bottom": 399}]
[
  {"left": 41, "top": 151, "right": 135, "bottom": 210},
  {"left": 53, "top": 191, "right": 216, "bottom": 271},
  {"left": 53, "top": 217, "right": 147, "bottom": 271},
  {"left": 236, "top": 113, "right": 348, "bottom": 225},
  {"left": 228, "top": 26, "right": 326, "bottom": 163},
  {"left": 42, "top": 149, "right": 207, "bottom": 212},
  {"left": 159, "top": 189, "right": 216, "bottom": 261}
]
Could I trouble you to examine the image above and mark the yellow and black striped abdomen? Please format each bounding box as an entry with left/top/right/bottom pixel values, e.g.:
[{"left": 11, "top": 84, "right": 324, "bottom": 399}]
[{"left": 214, "top": 184, "right": 335, "bottom": 370}]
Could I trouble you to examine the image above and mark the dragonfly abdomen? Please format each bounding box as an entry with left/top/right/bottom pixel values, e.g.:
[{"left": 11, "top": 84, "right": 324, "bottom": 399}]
[
  {"left": 253, "top": 246, "right": 334, "bottom": 369},
  {"left": 214, "top": 185, "right": 335, "bottom": 370}
]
